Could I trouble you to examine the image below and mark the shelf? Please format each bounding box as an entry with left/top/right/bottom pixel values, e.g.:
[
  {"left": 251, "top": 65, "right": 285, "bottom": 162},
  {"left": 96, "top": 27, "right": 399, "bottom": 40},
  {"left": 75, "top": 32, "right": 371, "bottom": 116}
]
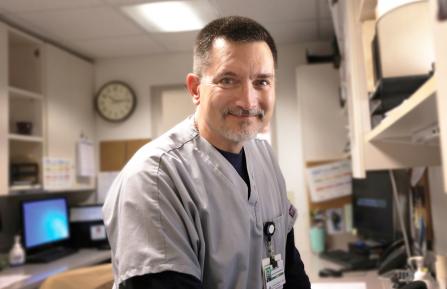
[
  {"left": 366, "top": 77, "right": 437, "bottom": 143},
  {"left": 44, "top": 186, "right": 96, "bottom": 193},
  {"left": 9, "top": 184, "right": 42, "bottom": 193},
  {"left": 359, "top": 0, "right": 377, "bottom": 21},
  {"left": 9, "top": 134, "right": 44, "bottom": 142},
  {"left": 9, "top": 86, "right": 43, "bottom": 100},
  {"left": 369, "top": 75, "right": 430, "bottom": 100}
]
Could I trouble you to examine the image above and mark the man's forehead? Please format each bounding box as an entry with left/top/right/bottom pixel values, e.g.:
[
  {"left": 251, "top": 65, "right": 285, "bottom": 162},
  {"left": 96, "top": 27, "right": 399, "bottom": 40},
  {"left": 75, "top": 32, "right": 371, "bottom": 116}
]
[
  {"left": 206, "top": 38, "right": 275, "bottom": 73},
  {"left": 210, "top": 37, "right": 271, "bottom": 54}
]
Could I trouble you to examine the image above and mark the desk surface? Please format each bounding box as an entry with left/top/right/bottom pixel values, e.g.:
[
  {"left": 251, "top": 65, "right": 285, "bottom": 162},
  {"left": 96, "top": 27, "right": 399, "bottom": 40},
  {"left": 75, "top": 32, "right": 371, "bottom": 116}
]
[
  {"left": 0, "top": 249, "right": 111, "bottom": 289},
  {"left": 0, "top": 250, "right": 382, "bottom": 289},
  {"left": 301, "top": 251, "right": 383, "bottom": 289}
]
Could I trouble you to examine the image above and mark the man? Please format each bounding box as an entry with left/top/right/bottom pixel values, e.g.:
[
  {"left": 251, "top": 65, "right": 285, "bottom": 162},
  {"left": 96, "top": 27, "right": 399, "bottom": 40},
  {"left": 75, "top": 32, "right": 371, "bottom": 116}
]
[{"left": 103, "top": 16, "right": 310, "bottom": 289}]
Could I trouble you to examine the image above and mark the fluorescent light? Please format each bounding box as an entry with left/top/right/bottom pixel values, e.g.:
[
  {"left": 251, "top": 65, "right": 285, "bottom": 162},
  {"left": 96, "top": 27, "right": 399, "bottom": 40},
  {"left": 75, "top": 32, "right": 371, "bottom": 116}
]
[{"left": 123, "top": 1, "right": 214, "bottom": 33}]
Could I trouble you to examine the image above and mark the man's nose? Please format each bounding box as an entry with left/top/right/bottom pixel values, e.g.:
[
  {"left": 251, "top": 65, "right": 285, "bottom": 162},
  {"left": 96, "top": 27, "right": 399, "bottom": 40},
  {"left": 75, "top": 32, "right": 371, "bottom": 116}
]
[{"left": 236, "top": 81, "right": 258, "bottom": 109}]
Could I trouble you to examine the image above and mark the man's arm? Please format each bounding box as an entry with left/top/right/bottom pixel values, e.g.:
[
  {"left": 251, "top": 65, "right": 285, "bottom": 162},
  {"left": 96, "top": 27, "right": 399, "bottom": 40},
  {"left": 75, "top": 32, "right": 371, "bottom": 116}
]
[
  {"left": 119, "top": 271, "right": 203, "bottom": 289},
  {"left": 284, "top": 229, "right": 311, "bottom": 289}
]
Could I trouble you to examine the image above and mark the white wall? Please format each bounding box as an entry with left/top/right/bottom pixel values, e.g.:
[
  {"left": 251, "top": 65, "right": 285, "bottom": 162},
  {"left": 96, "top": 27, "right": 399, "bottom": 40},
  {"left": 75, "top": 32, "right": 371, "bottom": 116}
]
[
  {"left": 45, "top": 44, "right": 96, "bottom": 189},
  {"left": 291, "top": 64, "right": 347, "bottom": 252},
  {"left": 299, "top": 64, "right": 347, "bottom": 160},
  {"left": 159, "top": 87, "right": 196, "bottom": 136},
  {"left": 275, "top": 44, "right": 340, "bottom": 252},
  {"left": 94, "top": 51, "right": 192, "bottom": 141}
]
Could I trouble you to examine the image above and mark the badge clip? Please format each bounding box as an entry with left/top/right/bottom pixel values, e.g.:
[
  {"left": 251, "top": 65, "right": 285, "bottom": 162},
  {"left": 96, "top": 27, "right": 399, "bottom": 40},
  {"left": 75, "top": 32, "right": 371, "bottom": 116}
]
[{"left": 264, "top": 221, "right": 277, "bottom": 267}]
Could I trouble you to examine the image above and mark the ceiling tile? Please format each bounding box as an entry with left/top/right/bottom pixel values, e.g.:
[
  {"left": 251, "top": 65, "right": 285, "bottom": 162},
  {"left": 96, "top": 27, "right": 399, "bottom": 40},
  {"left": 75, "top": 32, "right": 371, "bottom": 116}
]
[
  {"left": 264, "top": 21, "right": 318, "bottom": 44},
  {"left": 13, "top": 6, "right": 142, "bottom": 40},
  {"left": 150, "top": 31, "right": 198, "bottom": 52},
  {"left": 0, "top": 0, "right": 329, "bottom": 59},
  {"left": 0, "top": 0, "right": 103, "bottom": 13},
  {"left": 214, "top": 0, "right": 317, "bottom": 22},
  {"left": 72, "top": 34, "right": 165, "bottom": 59}
]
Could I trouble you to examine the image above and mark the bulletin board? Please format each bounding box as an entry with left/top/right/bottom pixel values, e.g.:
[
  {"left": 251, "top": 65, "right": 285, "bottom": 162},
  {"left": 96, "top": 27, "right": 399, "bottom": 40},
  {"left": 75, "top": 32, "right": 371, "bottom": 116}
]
[{"left": 100, "top": 139, "right": 149, "bottom": 172}]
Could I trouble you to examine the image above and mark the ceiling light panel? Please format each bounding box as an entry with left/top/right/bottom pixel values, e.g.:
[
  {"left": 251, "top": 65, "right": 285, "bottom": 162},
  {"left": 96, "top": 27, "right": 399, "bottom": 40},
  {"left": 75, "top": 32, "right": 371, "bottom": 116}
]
[{"left": 122, "top": 1, "right": 217, "bottom": 33}]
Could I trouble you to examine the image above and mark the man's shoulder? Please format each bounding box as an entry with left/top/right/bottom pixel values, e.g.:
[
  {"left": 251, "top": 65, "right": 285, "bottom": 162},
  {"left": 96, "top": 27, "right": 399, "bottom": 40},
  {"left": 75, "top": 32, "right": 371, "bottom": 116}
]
[{"left": 124, "top": 117, "right": 198, "bottom": 173}]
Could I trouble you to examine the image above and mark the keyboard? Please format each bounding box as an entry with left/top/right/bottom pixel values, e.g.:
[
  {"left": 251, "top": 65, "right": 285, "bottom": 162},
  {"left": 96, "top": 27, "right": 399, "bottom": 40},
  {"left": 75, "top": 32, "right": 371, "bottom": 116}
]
[
  {"left": 319, "top": 249, "right": 378, "bottom": 270},
  {"left": 27, "top": 247, "right": 77, "bottom": 263}
]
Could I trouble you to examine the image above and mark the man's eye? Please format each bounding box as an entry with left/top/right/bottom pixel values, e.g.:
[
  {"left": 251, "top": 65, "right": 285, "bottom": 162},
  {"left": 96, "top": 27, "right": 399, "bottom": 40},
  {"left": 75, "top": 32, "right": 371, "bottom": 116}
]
[
  {"left": 219, "top": 77, "right": 236, "bottom": 86},
  {"left": 254, "top": 79, "right": 271, "bottom": 87}
]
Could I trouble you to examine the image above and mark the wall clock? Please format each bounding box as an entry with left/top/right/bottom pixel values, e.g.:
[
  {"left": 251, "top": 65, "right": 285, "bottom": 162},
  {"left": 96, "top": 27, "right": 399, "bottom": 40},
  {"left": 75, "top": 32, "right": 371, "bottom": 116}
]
[{"left": 95, "top": 81, "right": 137, "bottom": 122}]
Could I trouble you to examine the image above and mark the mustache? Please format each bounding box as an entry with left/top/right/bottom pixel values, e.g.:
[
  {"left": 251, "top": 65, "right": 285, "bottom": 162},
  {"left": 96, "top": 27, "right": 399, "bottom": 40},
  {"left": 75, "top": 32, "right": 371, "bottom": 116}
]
[{"left": 223, "top": 107, "right": 265, "bottom": 118}]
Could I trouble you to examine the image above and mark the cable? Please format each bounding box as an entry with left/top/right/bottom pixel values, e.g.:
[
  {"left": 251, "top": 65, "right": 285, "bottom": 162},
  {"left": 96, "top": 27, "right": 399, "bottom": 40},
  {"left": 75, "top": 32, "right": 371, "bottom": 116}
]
[{"left": 389, "top": 170, "right": 412, "bottom": 260}]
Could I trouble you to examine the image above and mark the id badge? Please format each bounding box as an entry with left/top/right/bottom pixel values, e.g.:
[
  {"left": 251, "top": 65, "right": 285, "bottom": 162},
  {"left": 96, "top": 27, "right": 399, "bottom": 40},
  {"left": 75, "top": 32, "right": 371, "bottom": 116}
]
[{"left": 262, "top": 254, "right": 285, "bottom": 289}]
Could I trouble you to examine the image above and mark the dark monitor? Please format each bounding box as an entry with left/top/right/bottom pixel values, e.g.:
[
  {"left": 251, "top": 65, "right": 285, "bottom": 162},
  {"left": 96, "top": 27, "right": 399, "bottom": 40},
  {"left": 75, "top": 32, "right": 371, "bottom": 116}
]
[
  {"left": 353, "top": 171, "right": 396, "bottom": 243},
  {"left": 21, "top": 197, "right": 70, "bottom": 254},
  {"left": 69, "top": 205, "right": 109, "bottom": 249}
]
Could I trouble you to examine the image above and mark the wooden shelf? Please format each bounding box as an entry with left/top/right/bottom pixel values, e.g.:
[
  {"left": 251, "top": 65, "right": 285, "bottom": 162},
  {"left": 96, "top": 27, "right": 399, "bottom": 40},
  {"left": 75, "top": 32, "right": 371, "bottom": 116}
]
[
  {"left": 366, "top": 77, "right": 437, "bottom": 143},
  {"left": 9, "top": 133, "right": 44, "bottom": 142},
  {"left": 9, "top": 86, "right": 43, "bottom": 100},
  {"left": 359, "top": 0, "right": 377, "bottom": 21}
]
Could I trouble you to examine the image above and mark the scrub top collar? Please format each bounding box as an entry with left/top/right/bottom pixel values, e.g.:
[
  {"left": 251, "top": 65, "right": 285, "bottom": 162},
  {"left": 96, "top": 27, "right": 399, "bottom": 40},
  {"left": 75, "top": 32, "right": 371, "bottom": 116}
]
[{"left": 189, "top": 115, "right": 258, "bottom": 206}]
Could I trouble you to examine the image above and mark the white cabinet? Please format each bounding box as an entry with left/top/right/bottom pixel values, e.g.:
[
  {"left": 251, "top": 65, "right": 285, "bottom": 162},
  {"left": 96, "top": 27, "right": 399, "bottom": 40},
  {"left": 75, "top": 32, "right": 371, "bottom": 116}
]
[
  {"left": 333, "top": 0, "right": 447, "bottom": 191},
  {"left": 0, "top": 23, "right": 45, "bottom": 195},
  {"left": 45, "top": 44, "right": 96, "bottom": 190},
  {"left": 0, "top": 22, "right": 96, "bottom": 195}
]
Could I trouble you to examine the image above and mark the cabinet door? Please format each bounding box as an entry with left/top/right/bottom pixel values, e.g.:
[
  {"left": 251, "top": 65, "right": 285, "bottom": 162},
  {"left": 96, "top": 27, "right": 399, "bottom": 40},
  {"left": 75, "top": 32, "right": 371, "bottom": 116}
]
[{"left": 45, "top": 44, "right": 96, "bottom": 189}]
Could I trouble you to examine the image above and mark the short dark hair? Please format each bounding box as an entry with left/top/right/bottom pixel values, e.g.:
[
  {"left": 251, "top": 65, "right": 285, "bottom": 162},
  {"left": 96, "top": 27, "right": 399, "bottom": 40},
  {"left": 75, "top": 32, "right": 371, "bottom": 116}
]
[{"left": 193, "top": 16, "right": 277, "bottom": 76}]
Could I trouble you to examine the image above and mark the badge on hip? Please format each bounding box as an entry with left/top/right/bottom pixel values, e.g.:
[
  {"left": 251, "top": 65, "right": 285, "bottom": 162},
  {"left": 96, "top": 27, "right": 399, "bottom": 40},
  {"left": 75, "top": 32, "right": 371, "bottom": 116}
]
[
  {"left": 262, "top": 222, "right": 285, "bottom": 289},
  {"left": 262, "top": 254, "right": 285, "bottom": 289}
]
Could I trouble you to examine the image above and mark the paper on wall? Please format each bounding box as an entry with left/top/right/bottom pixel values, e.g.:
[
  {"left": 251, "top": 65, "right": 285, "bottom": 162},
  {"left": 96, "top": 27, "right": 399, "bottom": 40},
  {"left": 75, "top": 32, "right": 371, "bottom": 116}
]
[
  {"left": 43, "top": 158, "right": 72, "bottom": 189},
  {"left": 306, "top": 159, "right": 352, "bottom": 203},
  {"left": 76, "top": 139, "right": 95, "bottom": 177}
]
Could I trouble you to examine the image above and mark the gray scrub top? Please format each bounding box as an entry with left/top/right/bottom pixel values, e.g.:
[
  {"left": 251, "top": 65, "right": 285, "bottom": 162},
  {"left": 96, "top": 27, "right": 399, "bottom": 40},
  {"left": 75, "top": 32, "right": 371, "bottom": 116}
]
[{"left": 102, "top": 116, "right": 297, "bottom": 289}]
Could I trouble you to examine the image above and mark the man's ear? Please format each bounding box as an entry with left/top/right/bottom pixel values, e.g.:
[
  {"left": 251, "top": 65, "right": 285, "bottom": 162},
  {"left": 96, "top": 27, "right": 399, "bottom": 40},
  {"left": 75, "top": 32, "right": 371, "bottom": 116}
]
[{"left": 186, "top": 73, "right": 201, "bottom": 105}]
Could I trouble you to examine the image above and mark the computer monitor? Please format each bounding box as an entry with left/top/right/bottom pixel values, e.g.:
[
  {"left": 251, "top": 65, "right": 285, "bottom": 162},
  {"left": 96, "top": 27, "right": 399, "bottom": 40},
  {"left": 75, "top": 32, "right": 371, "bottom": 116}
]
[
  {"left": 69, "top": 205, "right": 109, "bottom": 249},
  {"left": 352, "top": 171, "right": 396, "bottom": 243},
  {"left": 21, "top": 197, "right": 70, "bottom": 254}
]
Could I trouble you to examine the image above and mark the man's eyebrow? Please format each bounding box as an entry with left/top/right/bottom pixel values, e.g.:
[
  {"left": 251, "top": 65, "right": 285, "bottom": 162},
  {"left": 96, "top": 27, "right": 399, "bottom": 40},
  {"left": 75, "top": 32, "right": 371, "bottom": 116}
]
[
  {"left": 215, "top": 71, "right": 238, "bottom": 78},
  {"left": 255, "top": 73, "right": 274, "bottom": 79}
]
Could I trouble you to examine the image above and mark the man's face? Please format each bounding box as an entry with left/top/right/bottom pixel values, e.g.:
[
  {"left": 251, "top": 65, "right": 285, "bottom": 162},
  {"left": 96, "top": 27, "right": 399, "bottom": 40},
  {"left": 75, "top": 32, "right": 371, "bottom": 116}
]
[{"left": 192, "top": 38, "right": 275, "bottom": 152}]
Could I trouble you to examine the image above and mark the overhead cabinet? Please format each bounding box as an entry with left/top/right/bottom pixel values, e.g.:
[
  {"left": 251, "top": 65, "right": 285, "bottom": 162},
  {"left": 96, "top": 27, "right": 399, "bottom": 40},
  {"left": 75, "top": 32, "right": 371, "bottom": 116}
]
[
  {"left": 332, "top": 0, "right": 447, "bottom": 191},
  {"left": 0, "top": 24, "right": 45, "bottom": 194},
  {"left": 0, "top": 22, "right": 96, "bottom": 195}
]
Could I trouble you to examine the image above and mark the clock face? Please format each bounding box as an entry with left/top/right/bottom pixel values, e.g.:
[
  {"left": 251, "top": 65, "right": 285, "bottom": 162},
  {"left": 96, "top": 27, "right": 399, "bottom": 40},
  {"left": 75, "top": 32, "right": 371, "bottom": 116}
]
[{"left": 95, "top": 81, "right": 136, "bottom": 122}]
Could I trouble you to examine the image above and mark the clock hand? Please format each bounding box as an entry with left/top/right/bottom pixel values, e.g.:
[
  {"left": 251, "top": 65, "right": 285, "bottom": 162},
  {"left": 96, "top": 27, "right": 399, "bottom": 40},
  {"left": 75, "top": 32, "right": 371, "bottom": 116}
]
[{"left": 111, "top": 99, "right": 130, "bottom": 104}]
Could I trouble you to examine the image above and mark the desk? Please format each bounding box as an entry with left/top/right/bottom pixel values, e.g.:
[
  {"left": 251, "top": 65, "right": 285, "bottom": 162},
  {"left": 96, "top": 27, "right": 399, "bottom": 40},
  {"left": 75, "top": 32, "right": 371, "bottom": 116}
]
[
  {"left": 1, "top": 250, "right": 382, "bottom": 289},
  {"left": 0, "top": 249, "right": 111, "bottom": 289},
  {"left": 301, "top": 251, "right": 383, "bottom": 289}
]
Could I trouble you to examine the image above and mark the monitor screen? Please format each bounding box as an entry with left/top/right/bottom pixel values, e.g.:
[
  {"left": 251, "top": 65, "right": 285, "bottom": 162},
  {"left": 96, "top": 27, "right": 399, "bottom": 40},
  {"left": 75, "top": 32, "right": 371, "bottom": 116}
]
[
  {"left": 22, "top": 197, "right": 70, "bottom": 249},
  {"left": 353, "top": 171, "right": 395, "bottom": 243}
]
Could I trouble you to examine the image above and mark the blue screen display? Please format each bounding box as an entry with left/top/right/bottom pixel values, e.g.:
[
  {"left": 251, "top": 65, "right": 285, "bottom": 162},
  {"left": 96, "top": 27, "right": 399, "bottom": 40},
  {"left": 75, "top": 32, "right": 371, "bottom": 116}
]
[{"left": 23, "top": 198, "right": 69, "bottom": 249}]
